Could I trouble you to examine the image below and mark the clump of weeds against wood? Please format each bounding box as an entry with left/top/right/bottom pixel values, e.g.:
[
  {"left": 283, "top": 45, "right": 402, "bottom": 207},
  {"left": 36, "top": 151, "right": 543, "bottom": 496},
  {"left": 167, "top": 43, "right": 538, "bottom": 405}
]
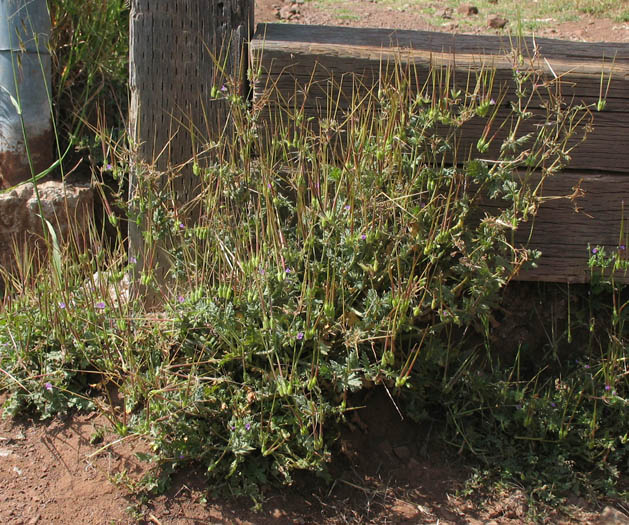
[{"left": 0, "top": 13, "right": 626, "bottom": 517}]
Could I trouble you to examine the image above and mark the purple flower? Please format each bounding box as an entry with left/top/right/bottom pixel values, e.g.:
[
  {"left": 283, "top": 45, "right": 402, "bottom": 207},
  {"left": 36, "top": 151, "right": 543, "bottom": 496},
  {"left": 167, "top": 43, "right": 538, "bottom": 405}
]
[
  {"left": 95, "top": 301, "right": 106, "bottom": 310},
  {"left": 44, "top": 382, "right": 53, "bottom": 392},
  {"left": 106, "top": 164, "right": 113, "bottom": 171},
  {"left": 605, "top": 385, "right": 611, "bottom": 391},
  {"left": 129, "top": 256, "right": 137, "bottom": 264},
  {"left": 619, "top": 245, "right": 626, "bottom": 251},
  {"left": 230, "top": 425, "right": 236, "bottom": 431},
  {"left": 285, "top": 267, "right": 292, "bottom": 274},
  {"left": 58, "top": 301, "right": 66, "bottom": 309},
  {"left": 179, "top": 222, "right": 185, "bottom": 230},
  {"left": 489, "top": 98, "right": 496, "bottom": 105},
  {"left": 220, "top": 85, "right": 227, "bottom": 92},
  {"left": 361, "top": 234, "right": 367, "bottom": 240},
  {"left": 179, "top": 453, "right": 185, "bottom": 459},
  {"left": 177, "top": 295, "right": 185, "bottom": 304},
  {"left": 296, "top": 332, "right": 304, "bottom": 340},
  {"left": 550, "top": 402, "right": 556, "bottom": 408},
  {"left": 344, "top": 205, "right": 350, "bottom": 211},
  {"left": 592, "top": 247, "right": 599, "bottom": 254},
  {"left": 245, "top": 423, "right": 251, "bottom": 431},
  {"left": 584, "top": 364, "right": 591, "bottom": 369}
]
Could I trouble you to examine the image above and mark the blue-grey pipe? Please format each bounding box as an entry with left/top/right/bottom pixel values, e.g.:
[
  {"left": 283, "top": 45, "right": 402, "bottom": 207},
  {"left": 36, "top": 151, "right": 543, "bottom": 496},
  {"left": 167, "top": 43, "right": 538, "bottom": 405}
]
[{"left": 0, "top": 0, "right": 51, "bottom": 189}]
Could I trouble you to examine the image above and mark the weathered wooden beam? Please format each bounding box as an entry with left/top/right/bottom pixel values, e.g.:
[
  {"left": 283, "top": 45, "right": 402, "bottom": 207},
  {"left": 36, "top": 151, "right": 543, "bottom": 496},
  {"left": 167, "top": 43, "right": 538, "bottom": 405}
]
[
  {"left": 501, "top": 172, "right": 629, "bottom": 283},
  {"left": 251, "top": 24, "right": 629, "bottom": 173},
  {"left": 129, "top": 0, "right": 253, "bottom": 303},
  {"left": 250, "top": 24, "right": 629, "bottom": 283}
]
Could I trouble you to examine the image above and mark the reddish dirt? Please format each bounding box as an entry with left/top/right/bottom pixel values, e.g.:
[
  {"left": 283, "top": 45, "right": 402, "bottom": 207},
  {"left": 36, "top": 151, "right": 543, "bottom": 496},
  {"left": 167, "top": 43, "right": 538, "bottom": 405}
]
[
  {"left": 1, "top": 390, "right": 625, "bottom": 524},
  {"left": 255, "top": 0, "right": 629, "bottom": 42}
]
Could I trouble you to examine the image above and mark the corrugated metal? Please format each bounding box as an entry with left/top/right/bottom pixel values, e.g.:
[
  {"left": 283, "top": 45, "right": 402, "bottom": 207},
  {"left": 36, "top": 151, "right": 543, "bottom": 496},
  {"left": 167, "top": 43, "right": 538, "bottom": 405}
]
[{"left": 0, "top": 0, "right": 51, "bottom": 189}]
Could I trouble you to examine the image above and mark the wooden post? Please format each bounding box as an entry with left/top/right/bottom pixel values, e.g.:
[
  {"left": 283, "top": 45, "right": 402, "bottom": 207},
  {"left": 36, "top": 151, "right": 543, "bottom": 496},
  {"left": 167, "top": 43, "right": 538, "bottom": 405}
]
[{"left": 128, "top": 0, "right": 254, "bottom": 305}]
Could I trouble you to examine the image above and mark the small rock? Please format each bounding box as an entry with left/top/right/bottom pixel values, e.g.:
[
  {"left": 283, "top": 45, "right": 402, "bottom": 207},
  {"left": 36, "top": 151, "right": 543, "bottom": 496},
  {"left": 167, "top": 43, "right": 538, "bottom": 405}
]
[
  {"left": 28, "top": 514, "right": 41, "bottom": 524},
  {"left": 438, "top": 7, "right": 453, "bottom": 19},
  {"left": 598, "top": 506, "right": 629, "bottom": 525},
  {"left": 392, "top": 501, "right": 420, "bottom": 521},
  {"left": 0, "top": 447, "right": 12, "bottom": 457},
  {"left": 457, "top": 4, "right": 479, "bottom": 16},
  {"left": 488, "top": 14, "right": 508, "bottom": 29},
  {"left": 278, "top": 5, "right": 292, "bottom": 19},
  {"left": 393, "top": 445, "right": 411, "bottom": 461},
  {"left": 505, "top": 490, "right": 528, "bottom": 518},
  {"left": 13, "top": 466, "right": 22, "bottom": 475}
]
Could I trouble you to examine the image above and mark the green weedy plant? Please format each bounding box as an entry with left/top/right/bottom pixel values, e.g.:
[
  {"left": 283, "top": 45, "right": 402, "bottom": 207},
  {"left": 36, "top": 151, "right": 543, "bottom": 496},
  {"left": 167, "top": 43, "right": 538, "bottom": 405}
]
[
  {"left": 115, "top": 51, "right": 598, "bottom": 495},
  {"left": 0, "top": 0, "right": 130, "bottom": 417},
  {"left": 2, "top": 28, "right": 624, "bottom": 508},
  {"left": 439, "top": 250, "right": 628, "bottom": 510},
  {"left": 48, "top": 0, "right": 129, "bottom": 172}
]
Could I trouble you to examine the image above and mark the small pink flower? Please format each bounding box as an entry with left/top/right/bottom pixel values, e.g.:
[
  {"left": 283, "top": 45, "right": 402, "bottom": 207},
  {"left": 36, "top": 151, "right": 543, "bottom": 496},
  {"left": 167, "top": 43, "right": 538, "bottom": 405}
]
[
  {"left": 95, "top": 301, "right": 106, "bottom": 310},
  {"left": 44, "top": 382, "right": 53, "bottom": 392}
]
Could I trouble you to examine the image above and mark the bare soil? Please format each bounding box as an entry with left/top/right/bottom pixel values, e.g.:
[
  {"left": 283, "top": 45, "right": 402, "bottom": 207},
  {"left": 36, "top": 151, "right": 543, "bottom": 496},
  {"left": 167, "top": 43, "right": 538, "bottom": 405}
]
[
  {"left": 2, "top": 389, "right": 622, "bottom": 524},
  {"left": 255, "top": 0, "right": 629, "bottom": 42},
  {"left": 2, "top": 4, "right": 629, "bottom": 524}
]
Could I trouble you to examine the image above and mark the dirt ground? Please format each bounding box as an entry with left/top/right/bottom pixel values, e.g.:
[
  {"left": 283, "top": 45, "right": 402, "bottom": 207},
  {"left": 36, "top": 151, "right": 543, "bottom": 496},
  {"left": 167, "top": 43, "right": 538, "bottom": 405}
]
[
  {"left": 2, "top": 3, "right": 629, "bottom": 524},
  {"left": 2, "top": 389, "right": 624, "bottom": 525},
  {"left": 254, "top": 0, "right": 629, "bottom": 42}
]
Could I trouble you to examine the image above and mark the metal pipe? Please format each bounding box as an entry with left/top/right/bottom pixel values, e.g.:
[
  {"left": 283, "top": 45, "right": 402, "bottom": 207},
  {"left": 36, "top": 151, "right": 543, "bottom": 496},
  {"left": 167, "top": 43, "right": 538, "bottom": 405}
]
[{"left": 0, "top": 0, "right": 51, "bottom": 189}]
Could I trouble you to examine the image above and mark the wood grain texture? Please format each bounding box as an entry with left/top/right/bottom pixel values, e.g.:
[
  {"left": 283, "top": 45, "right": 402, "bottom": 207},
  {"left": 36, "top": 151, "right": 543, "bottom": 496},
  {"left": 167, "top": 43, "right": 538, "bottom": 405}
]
[
  {"left": 251, "top": 24, "right": 629, "bottom": 283},
  {"left": 251, "top": 24, "right": 629, "bottom": 172},
  {"left": 493, "top": 172, "right": 629, "bottom": 283},
  {"left": 128, "top": 0, "right": 253, "bottom": 301}
]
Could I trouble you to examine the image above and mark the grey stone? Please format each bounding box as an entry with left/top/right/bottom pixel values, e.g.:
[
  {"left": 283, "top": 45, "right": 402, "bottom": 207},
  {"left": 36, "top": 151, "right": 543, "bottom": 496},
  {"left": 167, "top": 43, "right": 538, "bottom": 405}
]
[{"left": 0, "top": 181, "right": 93, "bottom": 277}]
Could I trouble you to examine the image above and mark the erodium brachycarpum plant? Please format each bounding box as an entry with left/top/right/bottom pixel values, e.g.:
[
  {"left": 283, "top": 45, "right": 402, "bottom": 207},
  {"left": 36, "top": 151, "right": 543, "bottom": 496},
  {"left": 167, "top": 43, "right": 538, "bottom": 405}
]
[{"left": 1, "top": 39, "right": 613, "bottom": 503}]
